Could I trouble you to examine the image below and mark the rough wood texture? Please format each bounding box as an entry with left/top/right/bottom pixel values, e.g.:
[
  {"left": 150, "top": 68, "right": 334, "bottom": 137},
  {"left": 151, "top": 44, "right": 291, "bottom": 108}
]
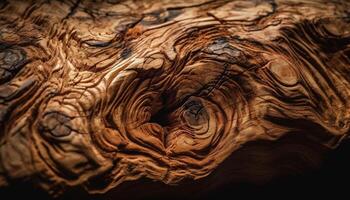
[{"left": 0, "top": 0, "right": 349, "bottom": 197}]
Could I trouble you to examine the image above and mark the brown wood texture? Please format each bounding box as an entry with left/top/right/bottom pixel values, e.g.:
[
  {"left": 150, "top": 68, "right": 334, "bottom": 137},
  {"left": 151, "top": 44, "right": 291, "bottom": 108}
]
[{"left": 0, "top": 0, "right": 349, "bottom": 198}]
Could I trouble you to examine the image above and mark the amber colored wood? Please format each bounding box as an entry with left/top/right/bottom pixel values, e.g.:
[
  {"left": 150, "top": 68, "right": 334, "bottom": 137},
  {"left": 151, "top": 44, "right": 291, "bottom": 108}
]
[{"left": 0, "top": 0, "right": 349, "bottom": 197}]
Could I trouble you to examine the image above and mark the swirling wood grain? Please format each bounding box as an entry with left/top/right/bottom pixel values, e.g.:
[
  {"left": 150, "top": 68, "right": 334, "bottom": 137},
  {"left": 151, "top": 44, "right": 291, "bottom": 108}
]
[{"left": 0, "top": 0, "right": 349, "bottom": 197}]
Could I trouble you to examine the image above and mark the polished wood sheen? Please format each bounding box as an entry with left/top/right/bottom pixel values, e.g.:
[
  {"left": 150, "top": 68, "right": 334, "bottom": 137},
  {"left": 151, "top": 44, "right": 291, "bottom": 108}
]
[{"left": 0, "top": 0, "right": 349, "bottom": 198}]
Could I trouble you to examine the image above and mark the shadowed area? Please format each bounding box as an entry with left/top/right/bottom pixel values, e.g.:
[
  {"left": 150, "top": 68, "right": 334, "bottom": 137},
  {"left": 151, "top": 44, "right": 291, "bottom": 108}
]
[{"left": 1, "top": 133, "right": 350, "bottom": 199}]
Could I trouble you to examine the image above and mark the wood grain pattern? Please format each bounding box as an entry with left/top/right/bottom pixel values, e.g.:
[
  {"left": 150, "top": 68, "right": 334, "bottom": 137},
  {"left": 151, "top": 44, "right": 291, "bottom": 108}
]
[{"left": 0, "top": 0, "right": 349, "bottom": 197}]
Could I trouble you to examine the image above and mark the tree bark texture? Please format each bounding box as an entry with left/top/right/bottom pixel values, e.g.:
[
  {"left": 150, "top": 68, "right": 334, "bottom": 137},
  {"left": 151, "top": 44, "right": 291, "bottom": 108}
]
[{"left": 0, "top": 0, "right": 349, "bottom": 198}]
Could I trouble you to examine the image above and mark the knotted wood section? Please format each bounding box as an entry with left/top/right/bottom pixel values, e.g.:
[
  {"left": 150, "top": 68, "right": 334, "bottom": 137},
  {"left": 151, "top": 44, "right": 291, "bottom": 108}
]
[{"left": 0, "top": 0, "right": 349, "bottom": 197}]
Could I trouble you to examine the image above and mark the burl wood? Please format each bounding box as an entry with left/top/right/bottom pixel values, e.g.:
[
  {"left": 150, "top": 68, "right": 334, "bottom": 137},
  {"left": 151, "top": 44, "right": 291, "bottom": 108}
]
[{"left": 0, "top": 0, "right": 349, "bottom": 197}]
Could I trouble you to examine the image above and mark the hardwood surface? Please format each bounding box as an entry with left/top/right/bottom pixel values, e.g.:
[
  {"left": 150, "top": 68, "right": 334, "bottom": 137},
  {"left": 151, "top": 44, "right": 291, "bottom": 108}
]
[{"left": 0, "top": 0, "right": 349, "bottom": 198}]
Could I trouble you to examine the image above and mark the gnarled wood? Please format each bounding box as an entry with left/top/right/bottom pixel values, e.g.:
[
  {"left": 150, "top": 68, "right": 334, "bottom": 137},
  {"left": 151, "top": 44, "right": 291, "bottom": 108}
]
[{"left": 0, "top": 0, "right": 349, "bottom": 197}]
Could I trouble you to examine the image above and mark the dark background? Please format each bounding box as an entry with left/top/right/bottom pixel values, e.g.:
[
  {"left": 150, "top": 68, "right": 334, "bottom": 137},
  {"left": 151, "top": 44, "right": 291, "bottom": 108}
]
[{"left": 1, "top": 133, "right": 349, "bottom": 199}]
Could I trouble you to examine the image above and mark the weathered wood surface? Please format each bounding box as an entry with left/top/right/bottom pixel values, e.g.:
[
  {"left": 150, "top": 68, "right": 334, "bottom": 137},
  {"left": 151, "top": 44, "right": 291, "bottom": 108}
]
[{"left": 0, "top": 0, "right": 349, "bottom": 198}]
